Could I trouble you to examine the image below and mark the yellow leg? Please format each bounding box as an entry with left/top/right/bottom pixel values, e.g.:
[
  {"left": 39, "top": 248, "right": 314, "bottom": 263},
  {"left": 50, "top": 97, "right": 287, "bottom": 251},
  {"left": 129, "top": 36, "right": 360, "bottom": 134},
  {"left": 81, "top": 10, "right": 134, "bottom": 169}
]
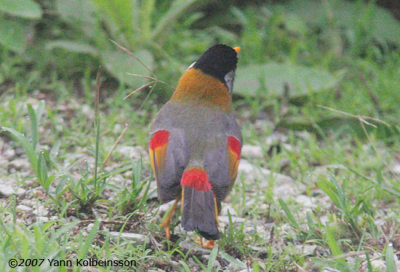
[
  {"left": 195, "top": 237, "right": 216, "bottom": 249},
  {"left": 160, "top": 197, "right": 180, "bottom": 240}
]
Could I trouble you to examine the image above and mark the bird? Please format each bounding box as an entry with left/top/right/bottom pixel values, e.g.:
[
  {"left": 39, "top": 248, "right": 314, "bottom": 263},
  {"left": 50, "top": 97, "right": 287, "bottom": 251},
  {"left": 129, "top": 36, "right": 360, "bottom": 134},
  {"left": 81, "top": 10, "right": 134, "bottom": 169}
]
[{"left": 148, "top": 44, "right": 242, "bottom": 248}]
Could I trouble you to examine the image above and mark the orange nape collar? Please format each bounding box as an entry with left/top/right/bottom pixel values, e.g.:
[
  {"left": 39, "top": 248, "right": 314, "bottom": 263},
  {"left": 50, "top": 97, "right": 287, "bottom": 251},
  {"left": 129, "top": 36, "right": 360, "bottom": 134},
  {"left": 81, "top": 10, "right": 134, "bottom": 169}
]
[{"left": 170, "top": 68, "right": 232, "bottom": 112}]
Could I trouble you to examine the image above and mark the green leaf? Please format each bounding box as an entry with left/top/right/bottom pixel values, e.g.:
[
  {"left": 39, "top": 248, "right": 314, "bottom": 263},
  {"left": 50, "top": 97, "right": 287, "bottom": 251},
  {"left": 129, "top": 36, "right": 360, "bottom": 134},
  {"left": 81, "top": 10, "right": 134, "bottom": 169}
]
[
  {"left": 91, "top": 0, "right": 134, "bottom": 43},
  {"left": 235, "top": 62, "right": 340, "bottom": 97},
  {"left": 179, "top": 260, "right": 192, "bottom": 272},
  {"left": 139, "top": 0, "right": 155, "bottom": 40},
  {"left": 100, "top": 49, "right": 154, "bottom": 87},
  {"left": 278, "top": 198, "right": 300, "bottom": 230},
  {"left": 372, "top": 7, "right": 400, "bottom": 45},
  {"left": 56, "top": 0, "right": 99, "bottom": 39},
  {"left": 46, "top": 41, "right": 98, "bottom": 55},
  {"left": 325, "top": 223, "right": 345, "bottom": 266},
  {"left": 78, "top": 220, "right": 100, "bottom": 259},
  {"left": 152, "top": 0, "right": 198, "bottom": 41},
  {"left": 192, "top": 255, "right": 207, "bottom": 271},
  {"left": 281, "top": 0, "right": 400, "bottom": 45},
  {"left": 316, "top": 179, "right": 341, "bottom": 209},
  {"left": 219, "top": 252, "right": 246, "bottom": 269},
  {"left": 38, "top": 151, "right": 53, "bottom": 191},
  {"left": 385, "top": 243, "right": 396, "bottom": 272},
  {"left": 208, "top": 246, "right": 218, "bottom": 271},
  {"left": 27, "top": 104, "right": 38, "bottom": 151},
  {"left": 0, "top": 18, "right": 29, "bottom": 53},
  {"left": 278, "top": 116, "right": 400, "bottom": 140},
  {"left": 0, "top": 0, "right": 42, "bottom": 19}
]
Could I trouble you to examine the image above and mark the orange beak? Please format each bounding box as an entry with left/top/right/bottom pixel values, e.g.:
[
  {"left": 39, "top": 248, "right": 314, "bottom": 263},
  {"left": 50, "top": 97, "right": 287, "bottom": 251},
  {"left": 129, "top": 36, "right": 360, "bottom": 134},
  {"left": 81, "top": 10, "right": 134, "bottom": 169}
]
[{"left": 233, "top": 46, "right": 241, "bottom": 53}]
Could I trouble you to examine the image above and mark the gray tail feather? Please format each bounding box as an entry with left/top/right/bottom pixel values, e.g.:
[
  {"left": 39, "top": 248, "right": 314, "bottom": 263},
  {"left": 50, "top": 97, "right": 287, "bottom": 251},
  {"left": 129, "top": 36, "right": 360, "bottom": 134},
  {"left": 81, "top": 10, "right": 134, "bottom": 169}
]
[{"left": 181, "top": 187, "right": 219, "bottom": 240}]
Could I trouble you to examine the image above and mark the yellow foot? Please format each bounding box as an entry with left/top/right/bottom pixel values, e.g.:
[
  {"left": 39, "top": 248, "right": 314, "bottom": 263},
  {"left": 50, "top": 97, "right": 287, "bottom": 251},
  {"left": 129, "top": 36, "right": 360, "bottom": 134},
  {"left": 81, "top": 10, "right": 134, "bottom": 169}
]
[
  {"left": 195, "top": 237, "right": 216, "bottom": 249},
  {"left": 159, "top": 197, "right": 180, "bottom": 240},
  {"left": 160, "top": 223, "right": 171, "bottom": 240}
]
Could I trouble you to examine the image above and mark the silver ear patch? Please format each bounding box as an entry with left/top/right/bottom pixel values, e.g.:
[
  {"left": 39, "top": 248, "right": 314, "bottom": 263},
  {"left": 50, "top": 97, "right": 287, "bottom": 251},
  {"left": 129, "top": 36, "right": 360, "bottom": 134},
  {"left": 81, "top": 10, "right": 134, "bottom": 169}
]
[
  {"left": 187, "top": 61, "right": 196, "bottom": 70},
  {"left": 224, "top": 70, "right": 235, "bottom": 94}
]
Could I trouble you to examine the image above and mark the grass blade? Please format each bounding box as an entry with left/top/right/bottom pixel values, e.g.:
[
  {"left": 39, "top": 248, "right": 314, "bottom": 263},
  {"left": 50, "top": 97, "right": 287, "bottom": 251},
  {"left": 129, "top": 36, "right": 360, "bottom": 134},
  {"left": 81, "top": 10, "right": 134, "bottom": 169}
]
[
  {"left": 278, "top": 198, "right": 300, "bottom": 230},
  {"left": 385, "top": 243, "right": 396, "bottom": 272},
  {"left": 208, "top": 245, "right": 218, "bottom": 271}
]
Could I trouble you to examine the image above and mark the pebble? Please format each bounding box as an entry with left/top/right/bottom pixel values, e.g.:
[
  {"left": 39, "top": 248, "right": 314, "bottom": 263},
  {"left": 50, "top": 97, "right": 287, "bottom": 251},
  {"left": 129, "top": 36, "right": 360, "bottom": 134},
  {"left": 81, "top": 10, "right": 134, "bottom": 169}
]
[
  {"left": 36, "top": 216, "right": 50, "bottom": 222},
  {"left": 371, "top": 259, "right": 386, "bottom": 270},
  {"left": 239, "top": 160, "right": 303, "bottom": 200},
  {"left": 0, "top": 181, "right": 26, "bottom": 197},
  {"left": 9, "top": 158, "right": 30, "bottom": 170},
  {"left": 239, "top": 159, "right": 293, "bottom": 184},
  {"left": 295, "top": 244, "right": 318, "bottom": 256},
  {"left": 244, "top": 224, "right": 273, "bottom": 239},
  {"left": 241, "top": 145, "right": 263, "bottom": 159},
  {"left": 218, "top": 216, "right": 246, "bottom": 225},
  {"left": 3, "top": 148, "right": 16, "bottom": 159},
  {"left": 295, "top": 195, "right": 316, "bottom": 209},
  {"left": 322, "top": 268, "right": 341, "bottom": 272},
  {"left": 265, "top": 133, "right": 288, "bottom": 146},
  {"left": 220, "top": 205, "right": 237, "bottom": 216},
  {"left": 391, "top": 163, "right": 400, "bottom": 174},
  {"left": 16, "top": 205, "right": 32, "bottom": 212},
  {"left": 116, "top": 146, "right": 146, "bottom": 159},
  {"left": 32, "top": 206, "right": 49, "bottom": 216},
  {"left": 109, "top": 232, "right": 149, "bottom": 244}
]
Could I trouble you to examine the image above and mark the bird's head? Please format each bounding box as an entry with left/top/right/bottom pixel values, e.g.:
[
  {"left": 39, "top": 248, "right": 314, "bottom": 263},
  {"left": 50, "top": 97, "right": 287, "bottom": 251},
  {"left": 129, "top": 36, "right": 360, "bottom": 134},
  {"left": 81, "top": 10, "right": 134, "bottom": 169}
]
[{"left": 188, "top": 44, "right": 240, "bottom": 94}]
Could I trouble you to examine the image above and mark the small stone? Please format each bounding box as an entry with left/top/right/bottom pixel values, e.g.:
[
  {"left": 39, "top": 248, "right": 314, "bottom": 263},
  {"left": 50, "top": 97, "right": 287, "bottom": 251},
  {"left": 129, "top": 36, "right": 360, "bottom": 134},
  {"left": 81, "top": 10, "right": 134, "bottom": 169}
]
[
  {"left": 239, "top": 160, "right": 301, "bottom": 200},
  {"left": 319, "top": 215, "right": 329, "bottom": 225},
  {"left": 3, "top": 148, "right": 16, "bottom": 159},
  {"left": 295, "top": 195, "right": 316, "bottom": 209},
  {"left": 391, "top": 163, "right": 400, "bottom": 174},
  {"left": 81, "top": 104, "right": 94, "bottom": 119},
  {"left": 242, "top": 145, "right": 263, "bottom": 159},
  {"left": 218, "top": 216, "right": 245, "bottom": 225},
  {"left": 16, "top": 205, "right": 32, "bottom": 212},
  {"left": 295, "top": 244, "right": 318, "bottom": 256},
  {"left": 9, "top": 158, "right": 30, "bottom": 170},
  {"left": 265, "top": 133, "right": 288, "bottom": 146},
  {"left": 113, "top": 124, "right": 122, "bottom": 134},
  {"left": 239, "top": 160, "right": 293, "bottom": 184},
  {"left": 322, "top": 268, "right": 341, "bottom": 272},
  {"left": 87, "top": 223, "right": 94, "bottom": 231},
  {"left": 109, "top": 232, "right": 149, "bottom": 244},
  {"left": 32, "top": 206, "right": 49, "bottom": 216},
  {"left": 0, "top": 182, "right": 26, "bottom": 197},
  {"left": 251, "top": 246, "right": 268, "bottom": 253},
  {"left": 36, "top": 216, "right": 49, "bottom": 222},
  {"left": 220, "top": 205, "right": 237, "bottom": 216},
  {"left": 116, "top": 146, "right": 146, "bottom": 159},
  {"left": 244, "top": 224, "right": 273, "bottom": 239},
  {"left": 157, "top": 201, "right": 175, "bottom": 215},
  {"left": 278, "top": 158, "right": 291, "bottom": 169},
  {"left": 370, "top": 259, "right": 386, "bottom": 270}
]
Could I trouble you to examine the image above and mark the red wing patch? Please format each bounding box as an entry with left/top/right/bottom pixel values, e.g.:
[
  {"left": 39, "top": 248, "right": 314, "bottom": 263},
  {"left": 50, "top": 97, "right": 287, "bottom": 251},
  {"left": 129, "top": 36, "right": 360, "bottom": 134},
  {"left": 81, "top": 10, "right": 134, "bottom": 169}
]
[
  {"left": 227, "top": 136, "right": 241, "bottom": 181},
  {"left": 149, "top": 130, "right": 169, "bottom": 150},
  {"left": 180, "top": 168, "right": 212, "bottom": 192},
  {"left": 149, "top": 130, "right": 170, "bottom": 178}
]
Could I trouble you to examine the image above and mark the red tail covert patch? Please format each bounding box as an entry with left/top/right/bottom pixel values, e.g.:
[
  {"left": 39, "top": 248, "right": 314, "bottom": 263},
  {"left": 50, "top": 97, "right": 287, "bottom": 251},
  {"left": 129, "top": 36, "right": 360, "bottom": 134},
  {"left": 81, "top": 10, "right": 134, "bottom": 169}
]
[{"left": 180, "top": 168, "right": 212, "bottom": 192}]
